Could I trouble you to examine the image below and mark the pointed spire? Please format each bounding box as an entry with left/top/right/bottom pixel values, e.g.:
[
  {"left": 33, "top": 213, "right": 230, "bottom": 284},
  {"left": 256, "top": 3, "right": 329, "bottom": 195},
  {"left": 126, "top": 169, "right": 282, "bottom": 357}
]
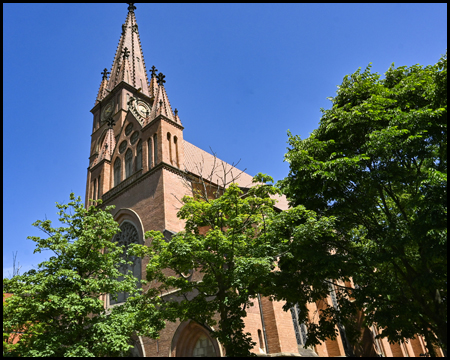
[
  {"left": 105, "top": 4, "right": 150, "bottom": 96},
  {"left": 95, "top": 119, "right": 116, "bottom": 165},
  {"left": 174, "top": 108, "right": 181, "bottom": 124},
  {"left": 148, "top": 72, "right": 176, "bottom": 122},
  {"left": 148, "top": 65, "right": 159, "bottom": 98},
  {"left": 117, "top": 50, "right": 133, "bottom": 85},
  {"left": 95, "top": 68, "right": 110, "bottom": 104}
]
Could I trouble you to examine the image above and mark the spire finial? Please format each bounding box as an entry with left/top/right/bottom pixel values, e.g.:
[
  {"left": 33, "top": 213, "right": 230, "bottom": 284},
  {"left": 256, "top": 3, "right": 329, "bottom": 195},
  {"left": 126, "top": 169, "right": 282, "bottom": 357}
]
[
  {"left": 150, "top": 65, "right": 158, "bottom": 78},
  {"left": 157, "top": 72, "right": 166, "bottom": 86},
  {"left": 174, "top": 108, "right": 178, "bottom": 117},
  {"left": 122, "top": 47, "right": 130, "bottom": 60},
  {"left": 159, "top": 99, "right": 163, "bottom": 107},
  {"left": 101, "top": 68, "right": 110, "bottom": 80},
  {"left": 106, "top": 117, "right": 115, "bottom": 128},
  {"left": 127, "top": 3, "right": 136, "bottom": 12}
]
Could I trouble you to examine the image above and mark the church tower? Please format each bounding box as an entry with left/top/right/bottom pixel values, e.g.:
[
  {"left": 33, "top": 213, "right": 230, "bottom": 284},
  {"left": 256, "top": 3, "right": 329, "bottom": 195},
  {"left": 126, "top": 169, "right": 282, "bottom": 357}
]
[{"left": 86, "top": 3, "right": 187, "bottom": 236}]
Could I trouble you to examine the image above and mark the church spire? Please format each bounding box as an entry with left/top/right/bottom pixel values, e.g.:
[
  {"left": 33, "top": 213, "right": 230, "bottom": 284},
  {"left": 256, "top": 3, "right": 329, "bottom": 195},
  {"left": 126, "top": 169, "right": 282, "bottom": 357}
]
[
  {"left": 106, "top": 4, "right": 150, "bottom": 96},
  {"left": 147, "top": 72, "right": 177, "bottom": 123},
  {"left": 95, "top": 68, "right": 109, "bottom": 104}
]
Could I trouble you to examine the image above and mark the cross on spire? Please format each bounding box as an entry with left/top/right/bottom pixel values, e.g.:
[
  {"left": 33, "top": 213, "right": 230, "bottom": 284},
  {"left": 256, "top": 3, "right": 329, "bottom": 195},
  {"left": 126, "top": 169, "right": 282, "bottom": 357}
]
[
  {"left": 101, "top": 68, "right": 110, "bottom": 80},
  {"left": 159, "top": 99, "right": 163, "bottom": 107},
  {"left": 174, "top": 108, "right": 178, "bottom": 117},
  {"left": 157, "top": 72, "right": 166, "bottom": 86},
  {"left": 127, "top": 3, "right": 136, "bottom": 12},
  {"left": 122, "top": 47, "right": 130, "bottom": 60},
  {"left": 150, "top": 65, "right": 158, "bottom": 78},
  {"left": 106, "top": 117, "right": 115, "bottom": 128}
]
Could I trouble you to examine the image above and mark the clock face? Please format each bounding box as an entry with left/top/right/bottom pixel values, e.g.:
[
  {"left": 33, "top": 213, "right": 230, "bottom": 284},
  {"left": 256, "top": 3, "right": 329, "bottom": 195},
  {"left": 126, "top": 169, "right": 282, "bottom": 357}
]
[
  {"left": 136, "top": 100, "right": 151, "bottom": 117},
  {"left": 102, "top": 101, "right": 114, "bottom": 121}
]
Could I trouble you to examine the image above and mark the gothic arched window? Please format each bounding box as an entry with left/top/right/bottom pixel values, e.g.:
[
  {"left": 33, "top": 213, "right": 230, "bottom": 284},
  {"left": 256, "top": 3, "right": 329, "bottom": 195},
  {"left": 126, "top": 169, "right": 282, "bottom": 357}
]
[
  {"left": 110, "top": 222, "right": 141, "bottom": 305},
  {"left": 136, "top": 140, "right": 142, "bottom": 171},
  {"left": 192, "top": 334, "right": 216, "bottom": 357},
  {"left": 114, "top": 157, "right": 121, "bottom": 187},
  {"left": 174, "top": 136, "right": 179, "bottom": 168},
  {"left": 125, "top": 148, "right": 133, "bottom": 178},
  {"left": 148, "top": 138, "right": 153, "bottom": 169},
  {"left": 93, "top": 179, "right": 97, "bottom": 202},
  {"left": 153, "top": 133, "right": 158, "bottom": 165},
  {"left": 167, "top": 132, "right": 173, "bottom": 165}
]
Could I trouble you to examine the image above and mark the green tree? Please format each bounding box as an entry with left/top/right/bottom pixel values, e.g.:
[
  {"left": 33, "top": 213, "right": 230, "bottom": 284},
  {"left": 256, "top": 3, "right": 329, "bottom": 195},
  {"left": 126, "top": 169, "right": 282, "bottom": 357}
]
[
  {"left": 133, "top": 174, "right": 281, "bottom": 357},
  {"left": 273, "top": 53, "right": 447, "bottom": 355},
  {"left": 3, "top": 194, "right": 164, "bottom": 357}
]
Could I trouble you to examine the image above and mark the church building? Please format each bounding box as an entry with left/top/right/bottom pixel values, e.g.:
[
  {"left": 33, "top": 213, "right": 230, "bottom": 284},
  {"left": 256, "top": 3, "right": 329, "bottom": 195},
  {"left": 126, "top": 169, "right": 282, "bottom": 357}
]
[{"left": 85, "top": 4, "right": 436, "bottom": 357}]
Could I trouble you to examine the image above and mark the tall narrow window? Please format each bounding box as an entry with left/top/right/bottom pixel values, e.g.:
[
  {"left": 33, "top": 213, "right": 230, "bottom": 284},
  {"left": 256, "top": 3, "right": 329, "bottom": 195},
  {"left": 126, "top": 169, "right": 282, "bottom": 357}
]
[
  {"left": 97, "top": 176, "right": 101, "bottom": 199},
  {"left": 110, "top": 222, "right": 141, "bottom": 305},
  {"left": 136, "top": 140, "right": 142, "bottom": 171},
  {"left": 167, "top": 132, "right": 173, "bottom": 165},
  {"left": 114, "top": 158, "right": 121, "bottom": 186},
  {"left": 148, "top": 138, "right": 153, "bottom": 169},
  {"left": 93, "top": 179, "right": 97, "bottom": 202},
  {"left": 174, "top": 136, "right": 179, "bottom": 168},
  {"left": 153, "top": 134, "right": 158, "bottom": 165},
  {"left": 125, "top": 148, "right": 133, "bottom": 178}
]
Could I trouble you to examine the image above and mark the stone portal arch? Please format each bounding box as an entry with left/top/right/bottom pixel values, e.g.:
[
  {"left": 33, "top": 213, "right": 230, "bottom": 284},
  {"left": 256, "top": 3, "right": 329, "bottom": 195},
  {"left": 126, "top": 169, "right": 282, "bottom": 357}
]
[{"left": 170, "top": 320, "right": 222, "bottom": 357}]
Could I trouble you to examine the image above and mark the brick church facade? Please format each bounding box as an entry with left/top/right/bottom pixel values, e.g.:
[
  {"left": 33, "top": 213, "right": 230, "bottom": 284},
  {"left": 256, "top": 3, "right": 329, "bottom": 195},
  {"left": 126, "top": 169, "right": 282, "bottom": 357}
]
[{"left": 85, "top": 4, "right": 439, "bottom": 357}]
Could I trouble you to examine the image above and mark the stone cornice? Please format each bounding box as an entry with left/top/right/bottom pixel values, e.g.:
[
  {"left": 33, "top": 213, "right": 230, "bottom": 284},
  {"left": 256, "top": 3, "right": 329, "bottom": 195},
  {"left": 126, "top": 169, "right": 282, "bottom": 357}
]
[
  {"left": 89, "top": 157, "right": 111, "bottom": 172},
  {"left": 101, "top": 162, "right": 186, "bottom": 205},
  {"left": 142, "top": 114, "right": 184, "bottom": 133}
]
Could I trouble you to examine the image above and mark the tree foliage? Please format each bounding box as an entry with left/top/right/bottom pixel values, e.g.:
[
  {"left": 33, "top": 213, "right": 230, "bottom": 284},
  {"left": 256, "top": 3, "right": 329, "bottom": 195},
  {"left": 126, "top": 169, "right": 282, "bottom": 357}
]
[
  {"left": 274, "top": 53, "right": 447, "bottom": 354},
  {"left": 3, "top": 194, "right": 164, "bottom": 357},
  {"left": 133, "top": 174, "right": 281, "bottom": 357}
]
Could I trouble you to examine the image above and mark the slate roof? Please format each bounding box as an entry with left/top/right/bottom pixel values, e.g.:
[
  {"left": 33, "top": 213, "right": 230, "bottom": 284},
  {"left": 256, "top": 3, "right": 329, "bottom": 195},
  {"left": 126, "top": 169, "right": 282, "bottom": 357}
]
[{"left": 183, "top": 140, "right": 289, "bottom": 211}]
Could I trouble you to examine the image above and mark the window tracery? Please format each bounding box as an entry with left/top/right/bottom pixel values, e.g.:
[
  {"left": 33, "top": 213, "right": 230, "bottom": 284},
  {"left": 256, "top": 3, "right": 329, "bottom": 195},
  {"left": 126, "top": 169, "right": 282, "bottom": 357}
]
[
  {"left": 192, "top": 334, "right": 216, "bottom": 357},
  {"left": 110, "top": 221, "right": 141, "bottom": 305},
  {"left": 136, "top": 140, "right": 142, "bottom": 171},
  {"left": 114, "top": 157, "right": 122, "bottom": 186},
  {"left": 125, "top": 149, "right": 133, "bottom": 178}
]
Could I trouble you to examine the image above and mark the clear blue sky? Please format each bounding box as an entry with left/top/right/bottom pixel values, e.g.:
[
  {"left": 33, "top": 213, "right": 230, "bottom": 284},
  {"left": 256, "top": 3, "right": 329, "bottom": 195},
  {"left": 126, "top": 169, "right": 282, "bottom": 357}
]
[{"left": 3, "top": 3, "right": 447, "bottom": 276}]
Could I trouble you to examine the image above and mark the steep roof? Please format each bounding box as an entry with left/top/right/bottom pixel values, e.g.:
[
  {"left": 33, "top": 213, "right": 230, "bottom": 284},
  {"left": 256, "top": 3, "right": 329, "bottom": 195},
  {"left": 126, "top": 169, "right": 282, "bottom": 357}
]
[{"left": 183, "top": 140, "right": 289, "bottom": 211}]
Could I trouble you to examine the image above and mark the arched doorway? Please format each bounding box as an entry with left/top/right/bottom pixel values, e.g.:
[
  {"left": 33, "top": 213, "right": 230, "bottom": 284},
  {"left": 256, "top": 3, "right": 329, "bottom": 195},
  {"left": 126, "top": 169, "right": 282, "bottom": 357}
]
[{"left": 170, "top": 320, "right": 221, "bottom": 357}]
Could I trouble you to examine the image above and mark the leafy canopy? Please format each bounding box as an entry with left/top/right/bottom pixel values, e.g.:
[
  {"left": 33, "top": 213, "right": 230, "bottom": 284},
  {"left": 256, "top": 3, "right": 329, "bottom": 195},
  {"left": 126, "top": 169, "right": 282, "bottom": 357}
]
[
  {"left": 3, "top": 194, "right": 164, "bottom": 357},
  {"left": 133, "top": 174, "right": 281, "bottom": 357},
  {"left": 274, "top": 53, "right": 447, "bottom": 354}
]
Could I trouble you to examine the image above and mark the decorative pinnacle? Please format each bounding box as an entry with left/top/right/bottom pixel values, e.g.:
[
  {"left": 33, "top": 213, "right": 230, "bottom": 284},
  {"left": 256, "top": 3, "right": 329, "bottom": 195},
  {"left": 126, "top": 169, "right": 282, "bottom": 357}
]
[
  {"left": 157, "top": 72, "right": 166, "bottom": 86},
  {"left": 150, "top": 65, "right": 158, "bottom": 78},
  {"left": 101, "top": 68, "right": 110, "bottom": 80},
  {"left": 106, "top": 117, "right": 115, "bottom": 128},
  {"left": 127, "top": 3, "right": 136, "bottom": 12},
  {"left": 122, "top": 47, "right": 130, "bottom": 60},
  {"left": 159, "top": 99, "right": 163, "bottom": 107},
  {"left": 174, "top": 108, "right": 178, "bottom": 117}
]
